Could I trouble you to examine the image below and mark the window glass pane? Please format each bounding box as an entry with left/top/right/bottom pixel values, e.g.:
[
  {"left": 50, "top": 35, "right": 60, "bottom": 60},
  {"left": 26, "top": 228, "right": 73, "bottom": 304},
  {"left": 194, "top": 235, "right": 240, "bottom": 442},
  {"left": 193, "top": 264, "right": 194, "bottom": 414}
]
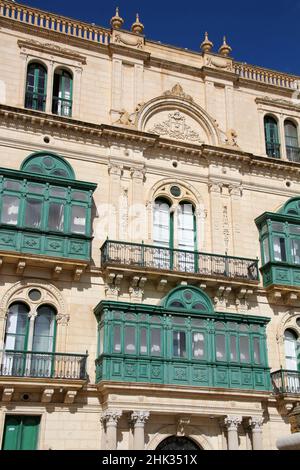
[
  {"left": 251, "top": 324, "right": 260, "bottom": 332},
  {"left": 153, "top": 199, "right": 170, "bottom": 247},
  {"left": 230, "top": 335, "right": 237, "bottom": 361},
  {"left": 99, "top": 326, "right": 104, "bottom": 355},
  {"left": 253, "top": 337, "right": 261, "bottom": 364},
  {"left": 215, "top": 322, "right": 225, "bottom": 330},
  {"left": 239, "top": 324, "right": 249, "bottom": 332},
  {"left": 113, "top": 325, "right": 121, "bottom": 352},
  {"left": 273, "top": 236, "right": 286, "bottom": 262},
  {"left": 140, "top": 328, "right": 147, "bottom": 354},
  {"left": 113, "top": 312, "right": 122, "bottom": 320},
  {"left": 169, "top": 301, "right": 185, "bottom": 309},
  {"left": 239, "top": 336, "right": 250, "bottom": 363},
  {"left": 139, "top": 314, "right": 148, "bottom": 322},
  {"left": 228, "top": 322, "right": 237, "bottom": 330},
  {"left": 192, "top": 318, "right": 206, "bottom": 327},
  {"left": 178, "top": 202, "right": 195, "bottom": 251},
  {"left": 262, "top": 238, "right": 270, "bottom": 264},
  {"left": 151, "top": 328, "right": 161, "bottom": 356},
  {"left": 4, "top": 180, "right": 21, "bottom": 191},
  {"left": 192, "top": 332, "right": 204, "bottom": 359},
  {"left": 71, "top": 205, "right": 86, "bottom": 234},
  {"left": 1, "top": 195, "right": 20, "bottom": 225},
  {"left": 72, "top": 191, "right": 88, "bottom": 201},
  {"left": 5, "top": 303, "right": 29, "bottom": 351},
  {"left": 27, "top": 183, "right": 44, "bottom": 194},
  {"left": 32, "top": 305, "right": 55, "bottom": 352},
  {"left": 173, "top": 330, "right": 186, "bottom": 358},
  {"left": 216, "top": 334, "right": 226, "bottom": 361},
  {"left": 261, "top": 224, "right": 268, "bottom": 235},
  {"left": 192, "top": 303, "right": 206, "bottom": 311},
  {"left": 124, "top": 326, "right": 136, "bottom": 354},
  {"left": 271, "top": 222, "right": 284, "bottom": 232},
  {"left": 291, "top": 239, "right": 300, "bottom": 264},
  {"left": 150, "top": 316, "right": 161, "bottom": 323},
  {"left": 49, "top": 187, "right": 67, "bottom": 198},
  {"left": 125, "top": 313, "right": 136, "bottom": 322},
  {"left": 25, "top": 198, "right": 42, "bottom": 228},
  {"left": 289, "top": 225, "right": 300, "bottom": 235},
  {"left": 48, "top": 202, "right": 64, "bottom": 231},
  {"left": 172, "top": 316, "right": 185, "bottom": 325}
]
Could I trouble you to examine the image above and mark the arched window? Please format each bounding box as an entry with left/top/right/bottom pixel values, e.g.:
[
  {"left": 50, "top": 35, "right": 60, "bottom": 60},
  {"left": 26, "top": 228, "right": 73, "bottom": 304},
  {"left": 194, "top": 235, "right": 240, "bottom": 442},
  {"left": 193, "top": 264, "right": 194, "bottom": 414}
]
[
  {"left": 32, "top": 305, "right": 56, "bottom": 352},
  {"left": 284, "top": 120, "right": 299, "bottom": 162},
  {"left": 264, "top": 116, "right": 280, "bottom": 158},
  {"left": 52, "top": 69, "right": 73, "bottom": 117},
  {"left": 25, "top": 63, "right": 47, "bottom": 112},
  {"left": 284, "top": 329, "right": 299, "bottom": 370},
  {"left": 177, "top": 201, "right": 196, "bottom": 252},
  {"left": 4, "top": 302, "right": 29, "bottom": 352}
]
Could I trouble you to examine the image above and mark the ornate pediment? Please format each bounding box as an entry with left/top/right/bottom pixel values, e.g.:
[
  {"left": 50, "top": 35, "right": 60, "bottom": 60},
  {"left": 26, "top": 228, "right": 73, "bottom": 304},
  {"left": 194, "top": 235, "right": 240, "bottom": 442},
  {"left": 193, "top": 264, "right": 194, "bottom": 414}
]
[
  {"left": 18, "top": 39, "right": 87, "bottom": 64},
  {"left": 147, "top": 110, "right": 204, "bottom": 144},
  {"left": 162, "top": 84, "right": 194, "bottom": 103}
]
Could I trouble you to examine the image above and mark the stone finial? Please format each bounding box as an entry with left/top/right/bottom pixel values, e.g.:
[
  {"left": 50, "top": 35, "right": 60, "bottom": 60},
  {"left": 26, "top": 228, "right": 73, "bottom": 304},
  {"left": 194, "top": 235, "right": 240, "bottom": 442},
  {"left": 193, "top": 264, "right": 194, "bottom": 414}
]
[
  {"left": 218, "top": 36, "right": 232, "bottom": 57},
  {"left": 131, "top": 13, "right": 144, "bottom": 35},
  {"left": 201, "top": 32, "right": 213, "bottom": 53},
  {"left": 110, "top": 7, "right": 124, "bottom": 30}
]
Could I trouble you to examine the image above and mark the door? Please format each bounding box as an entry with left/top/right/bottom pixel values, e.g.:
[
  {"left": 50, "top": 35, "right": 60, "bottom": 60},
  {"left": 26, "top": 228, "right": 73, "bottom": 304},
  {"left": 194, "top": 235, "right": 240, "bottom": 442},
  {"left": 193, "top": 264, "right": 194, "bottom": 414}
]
[{"left": 2, "top": 415, "right": 40, "bottom": 450}]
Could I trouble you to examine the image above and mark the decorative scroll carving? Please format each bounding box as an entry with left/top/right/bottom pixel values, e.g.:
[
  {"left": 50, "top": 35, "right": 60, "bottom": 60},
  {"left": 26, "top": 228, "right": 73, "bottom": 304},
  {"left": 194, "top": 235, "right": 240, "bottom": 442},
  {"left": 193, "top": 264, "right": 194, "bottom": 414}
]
[
  {"left": 101, "top": 409, "right": 122, "bottom": 425},
  {"left": 18, "top": 39, "right": 86, "bottom": 64},
  {"left": 131, "top": 411, "right": 150, "bottom": 425},
  {"left": 205, "top": 55, "right": 232, "bottom": 71},
  {"left": 163, "top": 83, "right": 194, "bottom": 103},
  {"left": 148, "top": 110, "right": 203, "bottom": 143},
  {"left": 114, "top": 32, "right": 144, "bottom": 49},
  {"left": 224, "top": 416, "right": 242, "bottom": 431}
]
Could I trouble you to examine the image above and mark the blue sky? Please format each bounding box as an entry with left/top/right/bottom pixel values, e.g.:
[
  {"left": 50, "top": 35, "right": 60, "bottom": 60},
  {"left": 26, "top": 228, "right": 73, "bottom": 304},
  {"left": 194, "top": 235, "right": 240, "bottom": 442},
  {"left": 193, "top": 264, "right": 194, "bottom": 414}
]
[{"left": 20, "top": 0, "right": 300, "bottom": 75}]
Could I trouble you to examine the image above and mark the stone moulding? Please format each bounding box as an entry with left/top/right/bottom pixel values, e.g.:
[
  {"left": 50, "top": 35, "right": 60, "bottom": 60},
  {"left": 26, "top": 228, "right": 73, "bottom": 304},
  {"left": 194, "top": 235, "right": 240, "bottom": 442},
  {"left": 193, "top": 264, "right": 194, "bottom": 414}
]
[{"left": 17, "top": 39, "right": 87, "bottom": 65}]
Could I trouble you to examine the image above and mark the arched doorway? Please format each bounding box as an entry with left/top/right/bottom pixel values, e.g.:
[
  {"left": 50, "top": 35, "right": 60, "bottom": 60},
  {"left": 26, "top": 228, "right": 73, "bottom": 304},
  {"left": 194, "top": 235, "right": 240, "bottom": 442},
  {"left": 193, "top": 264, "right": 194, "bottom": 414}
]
[{"left": 156, "top": 436, "right": 202, "bottom": 450}]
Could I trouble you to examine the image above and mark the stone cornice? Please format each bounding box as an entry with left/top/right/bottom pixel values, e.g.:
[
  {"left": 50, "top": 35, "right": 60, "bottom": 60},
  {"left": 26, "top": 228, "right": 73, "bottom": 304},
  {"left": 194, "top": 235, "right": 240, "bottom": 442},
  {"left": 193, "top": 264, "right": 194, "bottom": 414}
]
[
  {"left": 108, "top": 43, "right": 150, "bottom": 62},
  {"left": 17, "top": 39, "right": 87, "bottom": 64},
  {"left": 2, "top": 105, "right": 300, "bottom": 176},
  {"left": 255, "top": 96, "right": 300, "bottom": 113}
]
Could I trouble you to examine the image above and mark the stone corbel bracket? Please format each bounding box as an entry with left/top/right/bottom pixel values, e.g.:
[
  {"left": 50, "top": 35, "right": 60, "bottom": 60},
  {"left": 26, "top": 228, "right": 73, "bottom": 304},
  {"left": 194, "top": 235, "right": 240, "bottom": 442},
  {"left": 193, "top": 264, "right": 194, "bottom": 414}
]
[{"left": 214, "top": 285, "right": 232, "bottom": 307}]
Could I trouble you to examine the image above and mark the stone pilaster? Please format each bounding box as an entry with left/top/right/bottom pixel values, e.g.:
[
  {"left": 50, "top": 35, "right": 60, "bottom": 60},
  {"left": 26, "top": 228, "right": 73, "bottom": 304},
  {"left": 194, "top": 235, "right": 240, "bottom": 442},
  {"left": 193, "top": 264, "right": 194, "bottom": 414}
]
[
  {"left": 249, "top": 417, "right": 264, "bottom": 450},
  {"left": 224, "top": 416, "right": 242, "bottom": 450},
  {"left": 45, "top": 60, "right": 54, "bottom": 114},
  {"left": 101, "top": 409, "right": 122, "bottom": 450},
  {"left": 131, "top": 411, "right": 149, "bottom": 450},
  {"left": 130, "top": 167, "right": 146, "bottom": 242}
]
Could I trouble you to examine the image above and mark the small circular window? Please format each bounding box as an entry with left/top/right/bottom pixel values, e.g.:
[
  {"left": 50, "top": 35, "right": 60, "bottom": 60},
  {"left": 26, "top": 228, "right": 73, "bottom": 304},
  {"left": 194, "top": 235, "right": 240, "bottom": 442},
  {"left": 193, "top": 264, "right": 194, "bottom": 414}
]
[
  {"left": 170, "top": 185, "right": 181, "bottom": 197},
  {"left": 28, "top": 289, "right": 42, "bottom": 302},
  {"left": 183, "top": 290, "right": 193, "bottom": 303},
  {"left": 43, "top": 156, "right": 55, "bottom": 169}
]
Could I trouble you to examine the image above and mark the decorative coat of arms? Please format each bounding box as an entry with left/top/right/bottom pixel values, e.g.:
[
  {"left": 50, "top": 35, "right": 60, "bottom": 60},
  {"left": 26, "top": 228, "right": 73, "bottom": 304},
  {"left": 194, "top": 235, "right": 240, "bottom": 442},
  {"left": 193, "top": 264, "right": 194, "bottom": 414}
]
[{"left": 148, "top": 110, "right": 203, "bottom": 143}]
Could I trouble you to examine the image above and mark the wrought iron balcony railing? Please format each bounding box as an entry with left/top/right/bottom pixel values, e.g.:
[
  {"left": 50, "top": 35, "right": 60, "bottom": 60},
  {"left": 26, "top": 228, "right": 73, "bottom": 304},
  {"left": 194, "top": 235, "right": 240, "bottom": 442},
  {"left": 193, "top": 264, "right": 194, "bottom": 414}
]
[
  {"left": 286, "top": 146, "right": 300, "bottom": 163},
  {"left": 25, "top": 91, "right": 46, "bottom": 112},
  {"left": 0, "top": 350, "right": 88, "bottom": 380},
  {"left": 266, "top": 142, "right": 281, "bottom": 158},
  {"left": 52, "top": 97, "right": 72, "bottom": 117},
  {"left": 271, "top": 369, "right": 300, "bottom": 395},
  {"left": 101, "top": 240, "right": 259, "bottom": 282}
]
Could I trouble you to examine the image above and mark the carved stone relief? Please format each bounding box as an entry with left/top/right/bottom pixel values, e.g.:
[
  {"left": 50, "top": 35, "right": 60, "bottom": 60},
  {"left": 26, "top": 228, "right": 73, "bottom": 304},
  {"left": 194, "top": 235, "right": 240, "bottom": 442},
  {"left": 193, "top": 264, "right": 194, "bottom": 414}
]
[{"left": 147, "top": 110, "right": 204, "bottom": 144}]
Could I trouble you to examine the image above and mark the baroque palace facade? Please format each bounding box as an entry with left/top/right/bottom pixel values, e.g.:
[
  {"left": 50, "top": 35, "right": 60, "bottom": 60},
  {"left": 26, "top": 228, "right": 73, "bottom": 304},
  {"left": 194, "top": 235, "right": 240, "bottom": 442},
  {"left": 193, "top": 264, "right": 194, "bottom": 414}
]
[{"left": 0, "top": 0, "right": 300, "bottom": 451}]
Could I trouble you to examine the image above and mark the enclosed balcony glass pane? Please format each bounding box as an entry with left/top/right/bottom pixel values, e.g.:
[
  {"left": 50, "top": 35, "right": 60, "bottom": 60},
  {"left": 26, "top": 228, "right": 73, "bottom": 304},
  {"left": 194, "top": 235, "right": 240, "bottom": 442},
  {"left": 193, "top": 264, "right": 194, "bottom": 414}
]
[
  {"left": 113, "top": 325, "right": 121, "bottom": 352},
  {"left": 125, "top": 326, "right": 136, "bottom": 354},
  {"left": 32, "top": 305, "right": 55, "bottom": 352},
  {"left": 239, "top": 336, "right": 250, "bottom": 363},
  {"left": 192, "top": 319, "right": 206, "bottom": 327},
  {"left": 291, "top": 239, "right": 300, "bottom": 264},
  {"left": 216, "top": 334, "right": 226, "bottom": 360},
  {"left": 230, "top": 335, "right": 237, "bottom": 361},
  {"left": 99, "top": 326, "right": 104, "bottom": 355},
  {"left": 140, "top": 327, "right": 147, "bottom": 354},
  {"left": 72, "top": 191, "right": 88, "bottom": 201},
  {"left": 70, "top": 206, "right": 86, "bottom": 234},
  {"left": 49, "top": 187, "right": 67, "bottom": 198},
  {"left": 27, "top": 183, "right": 44, "bottom": 194},
  {"left": 253, "top": 337, "right": 261, "bottom": 364},
  {"left": 289, "top": 225, "right": 300, "bottom": 235},
  {"left": 48, "top": 202, "right": 64, "bottom": 231},
  {"left": 273, "top": 236, "right": 286, "bottom": 262},
  {"left": 271, "top": 222, "right": 284, "bottom": 232},
  {"left": 173, "top": 316, "right": 185, "bottom": 325},
  {"left": 262, "top": 238, "right": 270, "bottom": 264},
  {"left": 4, "top": 180, "right": 21, "bottom": 191},
  {"left": 192, "top": 332, "right": 204, "bottom": 359},
  {"left": 173, "top": 331, "right": 186, "bottom": 358},
  {"left": 125, "top": 313, "right": 136, "bottom": 322},
  {"left": 151, "top": 328, "right": 161, "bottom": 355},
  {"left": 1, "top": 195, "right": 20, "bottom": 225},
  {"left": 24, "top": 198, "right": 42, "bottom": 228}
]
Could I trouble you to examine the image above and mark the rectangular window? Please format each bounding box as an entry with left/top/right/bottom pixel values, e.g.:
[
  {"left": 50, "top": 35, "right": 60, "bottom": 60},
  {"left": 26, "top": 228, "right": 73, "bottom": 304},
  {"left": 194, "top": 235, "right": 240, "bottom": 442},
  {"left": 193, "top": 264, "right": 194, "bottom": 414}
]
[
  {"left": 150, "top": 328, "right": 161, "bottom": 356},
  {"left": 291, "top": 239, "right": 300, "bottom": 264},
  {"left": 124, "top": 326, "right": 136, "bottom": 354},
  {"left": 173, "top": 330, "right": 186, "bottom": 358},
  {"left": 24, "top": 198, "right": 42, "bottom": 228},
  {"left": 230, "top": 335, "right": 237, "bottom": 361},
  {"left": 253, "top": 337, "right": 261, "bottom": 364},
  {"left": 273, "top": 236, "right": 286, "bottom": 262},
  {"left": 140, "top": 327, "right": 147, "bottom": 355},
  {"left": 262, "top": 238, "right": 270, "bottom": 264},
  {"left": 49, "top": 187, "right": 67, "bottom": 198},
  {"left": 192, "top": 332, "right": 204, "bottom": 359},
  {"left": 239, "top": 336, "right": 250, "bottom": 363},
  {"left": 48, "top": 202, "right": 64, "bottom": 232},
  {"left": 113, "top": 325, "right": 121, "bottom": 353},
  {"left": 1, "top": 195, "right": 20, "bottom": 225},
  {"left": 71, "top": 205, "right": 86, "bottom": 235},
  {"left": 99, "top": 326, "right": 104, "bottom": 355},
  {"left": 4, "top": 180, "right": 21, "bottom": 191},
  {"left": 216, "top": 334, "right": 226, "bottom": 361}
]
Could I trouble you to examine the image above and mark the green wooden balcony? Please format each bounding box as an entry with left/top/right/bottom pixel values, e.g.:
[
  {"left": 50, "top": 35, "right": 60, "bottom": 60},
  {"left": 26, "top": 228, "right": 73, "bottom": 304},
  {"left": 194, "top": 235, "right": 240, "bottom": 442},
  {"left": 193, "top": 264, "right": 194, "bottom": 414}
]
[
  {"left": 0, "top": 350, "right": 88, "bottom": 380},
  {"left": 271, "top": 369, "right": 300, "bottom": 395},
  {"left": 101, "top": 240, "right": 259, "bottom": 282}
]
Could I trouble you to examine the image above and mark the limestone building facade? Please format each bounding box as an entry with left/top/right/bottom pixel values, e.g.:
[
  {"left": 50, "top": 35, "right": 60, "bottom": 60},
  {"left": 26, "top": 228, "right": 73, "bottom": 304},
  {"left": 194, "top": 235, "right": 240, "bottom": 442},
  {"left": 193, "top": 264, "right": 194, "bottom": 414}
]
[{"left": 0, "top": 0, "right": 299, "bottom": 450}]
